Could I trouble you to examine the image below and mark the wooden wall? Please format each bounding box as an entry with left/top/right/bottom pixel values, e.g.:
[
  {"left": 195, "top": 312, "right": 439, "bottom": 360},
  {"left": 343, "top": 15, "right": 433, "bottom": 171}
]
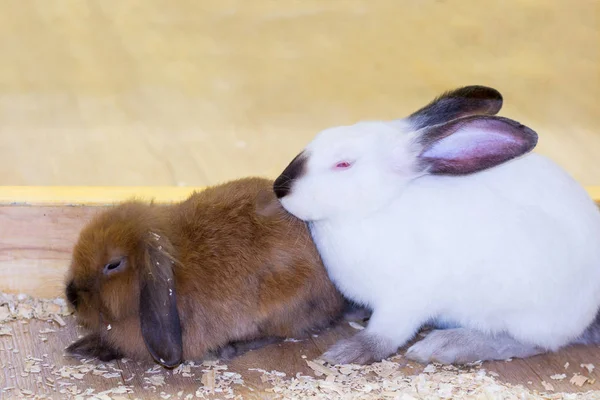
[{"left": 0, "top": 0, "right": 598, "bottom": 187}]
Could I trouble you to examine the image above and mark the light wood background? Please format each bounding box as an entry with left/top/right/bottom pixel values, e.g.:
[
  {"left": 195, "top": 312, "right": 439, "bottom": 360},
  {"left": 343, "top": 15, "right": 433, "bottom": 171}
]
[{"left": 0, "top": 0, "right": 598, "bottom": 187}]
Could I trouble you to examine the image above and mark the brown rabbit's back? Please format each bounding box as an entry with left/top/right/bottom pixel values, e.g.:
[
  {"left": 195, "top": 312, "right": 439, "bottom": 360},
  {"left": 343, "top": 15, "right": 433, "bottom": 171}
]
[{"left": 168, "top": 178, "right": 344, "bottom": 357}]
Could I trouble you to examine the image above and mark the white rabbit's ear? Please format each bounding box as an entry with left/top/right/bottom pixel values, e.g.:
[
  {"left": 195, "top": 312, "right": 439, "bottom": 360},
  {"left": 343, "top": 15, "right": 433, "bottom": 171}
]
[
  {"left": 407, "top": 85, "right": 503, "bottom": 131},
  {"left": 415, "top": 115, "right": 538, "bottom": 175}
]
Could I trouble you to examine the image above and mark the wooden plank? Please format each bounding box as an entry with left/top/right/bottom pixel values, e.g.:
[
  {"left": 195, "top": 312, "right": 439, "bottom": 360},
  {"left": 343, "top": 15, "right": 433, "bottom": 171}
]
[
  {"left": 0, "top": 186, "right": 598, "bottom": 206},
  {"left": 0, "top": 318, "right": 132, "bottom": 399},
  {"left": 0, "top": 187, "right": 204, "bottom": 206},
  {"left": 0, "top": 206, "right": 106, "bottom": 297},
  {"left": 0, "top": 315, "right": 324, "bottom": 399},
  {"left": 520, "top": 345, "right": 600, "bottom": 393}
]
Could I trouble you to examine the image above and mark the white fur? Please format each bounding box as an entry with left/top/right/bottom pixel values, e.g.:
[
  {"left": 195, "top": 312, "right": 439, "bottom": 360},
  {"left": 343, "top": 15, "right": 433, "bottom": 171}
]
[{"left": 280, "top": 119, "right": 600, "bottom": 355}]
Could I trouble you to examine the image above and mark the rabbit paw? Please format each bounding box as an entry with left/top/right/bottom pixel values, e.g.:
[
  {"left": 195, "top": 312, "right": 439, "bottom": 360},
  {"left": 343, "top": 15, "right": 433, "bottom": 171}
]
[
  {"left": 66, "top": 334, "right": 123, "bottom": 362},
  {"left": 321, "top": 331, "right": 395, "bottom": 365},
  {"left": 216, "top": 337, "right": 283, "bottom": 361},
  {"left": 405, "top": 328, "right": 544, "bottom": 365}
]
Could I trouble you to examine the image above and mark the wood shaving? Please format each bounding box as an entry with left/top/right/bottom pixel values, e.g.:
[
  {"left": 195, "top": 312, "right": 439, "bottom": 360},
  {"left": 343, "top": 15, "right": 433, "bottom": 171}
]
[
  {"left": 348, "top": 321, "right": 365, "bottom": 330},
  {"left": 52, "top": 313, "right": 67, "bottom": 327},
  {"left": 252, "top": 360, "right": 600, "bottom": 399},
  {"left": 145, "top": 374, "right": 166, "bottom": 387},
  {"left": 195, "top": 362, "right": 245, "bottom": 399},
  {"left": 581, "top": 363, "right": 595, "bottom": 374},
  {"left": 0, "top": 292, "right": 72, "bottom": 323},
  {"left": 306, "top": 360, "right": 337, "bottom": 376},
  {"left": 0, "top": 325, "right": 12, "bottom": 336},
  {"left": 23, "top": 357, "right": 42, "bottom": 374},
  {"left": 570, "top": 373, "right": 590, "bottom": 387},
  {"left": 423, "top": 364, "right": 437, "bottom": 373},
  {"left": 201, "top": 370, "right": 216, "bottom": 391}
]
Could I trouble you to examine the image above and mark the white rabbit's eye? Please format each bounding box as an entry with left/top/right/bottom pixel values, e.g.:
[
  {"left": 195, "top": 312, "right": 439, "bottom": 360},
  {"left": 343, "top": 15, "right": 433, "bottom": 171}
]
[{"left": 333, "top": 161, "right": 353, "bottom": 170}]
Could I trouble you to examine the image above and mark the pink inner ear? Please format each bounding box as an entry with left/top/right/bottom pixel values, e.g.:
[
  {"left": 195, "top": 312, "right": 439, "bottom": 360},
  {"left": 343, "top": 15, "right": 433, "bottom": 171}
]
[
  {"left": 418, "top": 116, "right": 538, "bottom": 175},
  {"left": 421, "top": 128, "right": 520, "bottom": 160}
]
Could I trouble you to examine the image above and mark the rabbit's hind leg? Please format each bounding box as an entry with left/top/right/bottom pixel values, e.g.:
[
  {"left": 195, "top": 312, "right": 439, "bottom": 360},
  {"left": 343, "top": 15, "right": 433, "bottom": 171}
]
[{"left": 405, "top": 328, "right": 545, "bottom": 365}]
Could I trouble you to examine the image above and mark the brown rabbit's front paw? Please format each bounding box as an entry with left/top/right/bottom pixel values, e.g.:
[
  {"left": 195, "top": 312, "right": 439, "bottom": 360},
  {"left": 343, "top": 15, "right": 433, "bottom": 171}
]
[
  {"left": 321, "top": 331, "right": 396, "bottom": 365},
  {"left": 66, "top": 334, "right": 123, "bottom": 362},
  {"left": 216, "top": 337, "right": 283, "bottom": 361}
]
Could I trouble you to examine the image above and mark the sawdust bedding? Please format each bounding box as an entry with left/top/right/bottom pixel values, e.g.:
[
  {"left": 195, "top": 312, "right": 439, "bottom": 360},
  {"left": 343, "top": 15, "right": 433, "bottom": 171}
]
[{"left": 2, "top": 292, "right": 600, "bottom": 400}]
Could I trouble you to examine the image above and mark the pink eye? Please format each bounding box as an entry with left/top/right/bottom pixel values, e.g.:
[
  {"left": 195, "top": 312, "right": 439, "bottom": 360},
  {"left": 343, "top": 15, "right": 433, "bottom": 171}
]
[{"left": 334, "top": 161, "right": 352, "bottom": 170}]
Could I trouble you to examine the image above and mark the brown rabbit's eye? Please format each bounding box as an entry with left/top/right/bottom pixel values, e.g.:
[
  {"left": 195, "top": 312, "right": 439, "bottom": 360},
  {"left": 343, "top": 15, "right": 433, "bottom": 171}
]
[{"left": 103, "top": 258, "right": 126, "bottom": 275}]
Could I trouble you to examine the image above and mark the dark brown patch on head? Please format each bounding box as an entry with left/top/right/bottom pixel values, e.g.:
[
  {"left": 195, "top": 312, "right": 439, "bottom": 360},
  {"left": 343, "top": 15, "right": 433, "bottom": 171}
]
[
  {"left": 274, "top": 152, "right": 307, "bottom": 198},
  {"left": 409, "top": 85, "right": 503, "bottom": 131}
]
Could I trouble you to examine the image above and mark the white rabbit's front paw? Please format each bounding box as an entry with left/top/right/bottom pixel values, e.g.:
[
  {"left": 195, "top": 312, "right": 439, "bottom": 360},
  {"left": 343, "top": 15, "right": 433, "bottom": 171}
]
[{"left": 321, "top": 331, "right": 396, "bottom": 365}]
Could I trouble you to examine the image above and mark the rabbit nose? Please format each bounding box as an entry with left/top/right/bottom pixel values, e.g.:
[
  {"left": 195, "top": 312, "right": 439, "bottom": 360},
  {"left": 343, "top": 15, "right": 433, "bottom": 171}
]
[
  {"left": 274, "top": 175, "right": 292, "bottom": 198},
  {"left": 274, "top": 152, "right": 307, "bottom": 198},
  {"left": 66, "top": 280, "right": 79, "bottom": 309}
]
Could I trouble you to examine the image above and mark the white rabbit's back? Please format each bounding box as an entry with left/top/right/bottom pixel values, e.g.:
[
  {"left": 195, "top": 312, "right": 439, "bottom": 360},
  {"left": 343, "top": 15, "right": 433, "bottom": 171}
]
[{"left": 312, "top": 153, "right": 600, "bottom": 349}]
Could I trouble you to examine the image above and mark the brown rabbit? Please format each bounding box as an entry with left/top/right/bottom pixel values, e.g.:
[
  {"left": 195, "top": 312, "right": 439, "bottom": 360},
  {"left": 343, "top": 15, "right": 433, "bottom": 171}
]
[{"left": 65, "top": 177, "right": 351, "bottom": 368}]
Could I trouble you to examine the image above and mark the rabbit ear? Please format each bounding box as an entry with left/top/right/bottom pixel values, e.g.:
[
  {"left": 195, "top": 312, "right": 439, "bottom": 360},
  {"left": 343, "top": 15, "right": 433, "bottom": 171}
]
[
  {"left": 407, "top": 86, "right": 503, "bottom": 131},
  {"left": 415, "top": 115, "right": 538, "bottom": 175},
  {"left": 139, "top": 232, "right": 183, "bottom": 368}
]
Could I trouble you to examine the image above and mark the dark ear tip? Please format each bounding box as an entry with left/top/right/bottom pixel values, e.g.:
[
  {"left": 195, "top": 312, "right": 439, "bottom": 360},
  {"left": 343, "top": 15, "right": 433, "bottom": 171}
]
[
  {"left": 494, "top": 116, "right": 539, "bottom": 143},
  {"left": 459, "top": 85, "right": 503, "bottom": 101},
  {"left": 522, "top": 125, "right": 539, "bottom": 148}
]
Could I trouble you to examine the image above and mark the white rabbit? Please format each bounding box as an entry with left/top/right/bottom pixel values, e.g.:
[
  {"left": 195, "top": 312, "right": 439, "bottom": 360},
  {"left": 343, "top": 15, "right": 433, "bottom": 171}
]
[{"left": 273, "top": 85, "right": 600, "bottom": 365}]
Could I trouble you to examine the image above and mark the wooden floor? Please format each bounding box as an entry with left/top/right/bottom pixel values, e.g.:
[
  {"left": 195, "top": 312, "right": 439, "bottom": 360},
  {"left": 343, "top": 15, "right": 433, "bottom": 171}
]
[
  {"left": 0, "top": 0, "right": 598, "bottom": 187},
  {"left": 3, "top": 314, "right": 600, "bottom": 399}
]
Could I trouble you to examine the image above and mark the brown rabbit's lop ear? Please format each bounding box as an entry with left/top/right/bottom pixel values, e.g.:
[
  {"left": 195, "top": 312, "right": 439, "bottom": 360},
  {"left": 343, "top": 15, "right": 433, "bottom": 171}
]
[
  {"left": 139, "top": 232, "right": 183, "bottom": 369},
  {"left": 407, "top": 85, "right": 503, "bottom": 131}
]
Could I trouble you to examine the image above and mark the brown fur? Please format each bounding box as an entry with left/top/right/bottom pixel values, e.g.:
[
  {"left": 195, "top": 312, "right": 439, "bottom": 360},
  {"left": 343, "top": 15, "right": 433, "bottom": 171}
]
[{"left": 65, "top": 177, "right": 346, "bottom": 368}]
